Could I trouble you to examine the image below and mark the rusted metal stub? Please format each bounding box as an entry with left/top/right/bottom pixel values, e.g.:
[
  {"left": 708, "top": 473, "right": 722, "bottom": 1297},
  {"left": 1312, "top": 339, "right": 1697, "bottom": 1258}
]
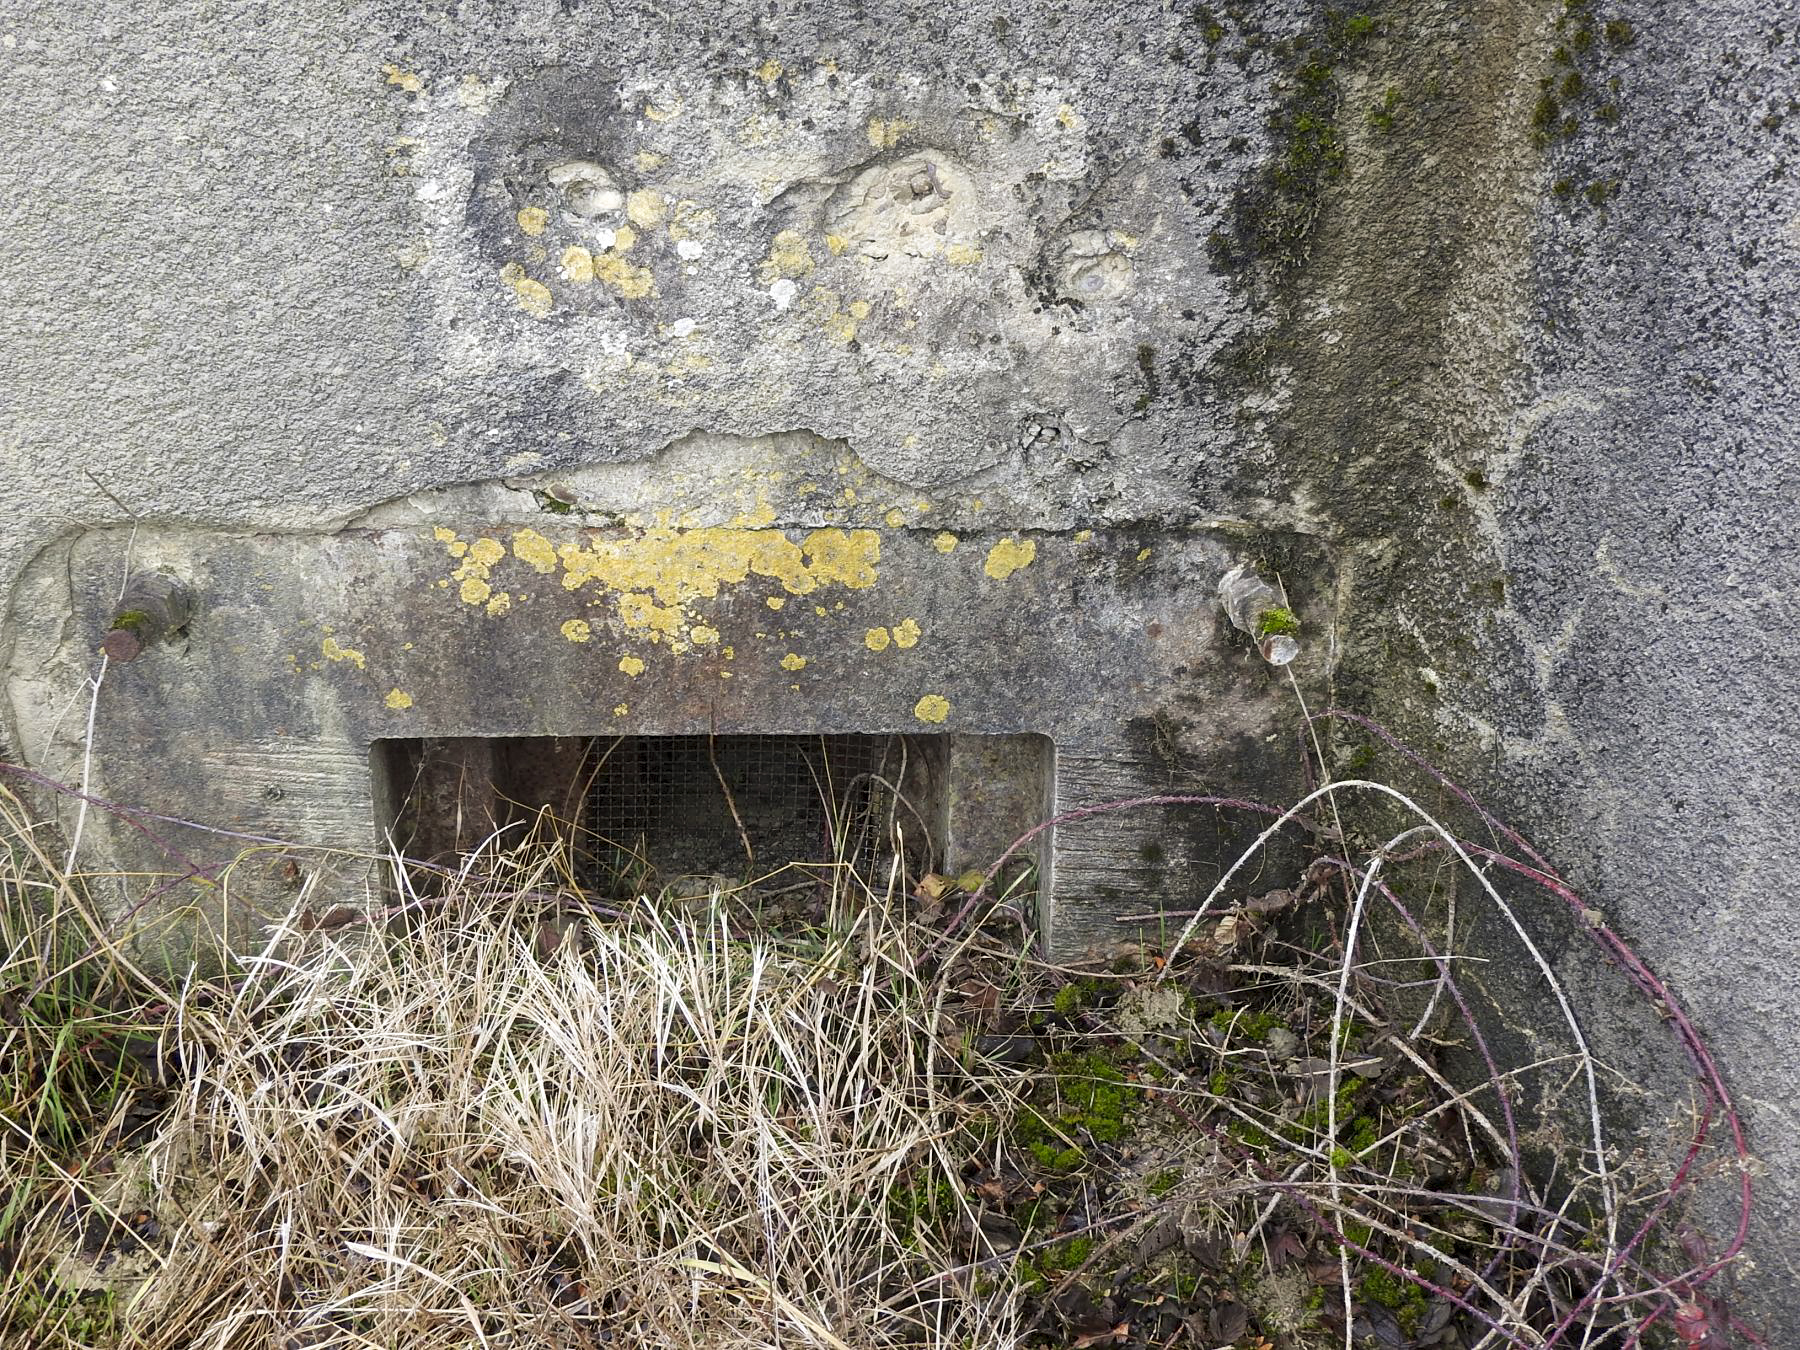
[{"left": 35, "top": 519, "right": 1331, "bottom": 959}]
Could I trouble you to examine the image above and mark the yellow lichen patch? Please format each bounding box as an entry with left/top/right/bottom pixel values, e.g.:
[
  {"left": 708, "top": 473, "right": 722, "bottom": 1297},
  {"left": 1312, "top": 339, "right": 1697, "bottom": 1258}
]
[
  {"left": 884, "top": 508, "right": 906, "bottom": 528},
  {"left": 469, "top": 538, "right": 506, "bottom": 567},
  {"left": 595, "top": 250, "right": 655, "bottom": 300},
  {"left": 382, "top": 64, "right": 424, "bottom": 93},
  {"left": 1136, "top": 547, "right": 1153, "bottom": 562},
  {"left": 865, "top": 626, "right": 891, "bottom": 652},
  {"left": 780, "top": 652, "right": 807, "bottom": 671},
  {"left": 560, "top": 246, "right": 595, "bottom": 283},
  {"left": 867, "top": 117, "right": 913, "bottom": 149},
  {"left": 613, "top": 225, "right": 638, "bottom": 252},
  {"left": 513, "top": 528, "right": 559, "bottom": 574},
  {"left": 766, "top": 596, "right": 786, "bottom": 610},
  {"left": 619, "top": 655, "right": 646, "bottom": 676},
  {"left": 645, "top": 97, "right": 682, "bottom": 121},
  {"left": 690, "top": 625, "right": 720, "bottom": 645},
  {"left": 758, "top": 229, "right": 815, "bottom": 284},
  {"left": 486, "top": 592, "right": 512, "bottom": 617},
  {"left": 892, "top": 618, "right": 921, "bottom": 649},
  {"left": 561, "top": 619, "right": 592, "bottom": 643},
  {"left": 848, "top": 299, "right": 872, "bottom": 320},
  {"left": 635, "top": 150, "right": 666, "bottom": 173},
  {"left": 800, "top": 528, "right": 880, "bottom": 589},
  {"left": 755, "top": 58, "right": 783, "bottom": 83},
  {"left": 1056, "top": 102, "right": 1082, "bottom": 130},
  {"left": 913, "top": 694, "right": 950, "bottom": 724},
  {"left": 498, "top": 262, "right": 553, "bottom": 318},
  {"left": 1074, "top": 528, "right": 1094, "bottom": 542},
  {"left": 616, "top": 593, "right": 684, "bottom": 639},
  {"left": 516, "top": 206, "right": 549, "bottom": 236},
  {"left": 626, "top": 189, "right": 668, "bottom": 230},
  {"left": 824, "top": 232, "right": 848, "bottom": 255},
  {"left": 932, "top": 531, "right": 958, "bottom": 554},
  {"left": 614, "top": 703, "right": 629, "bottom": 716},
  {"left": 984, "top": 537, "right": 1037, "bottom": 580},
  {"left": 384, "top": 688, "right": 414, "bottom": 711},
  {"left": 432, "top": 526, "right": 458, "bottom": 545},
  {"left": 460, "top": 577, "right": 492, "bottom": 605},
  {"left": 945, "top": 242, "right": 983, "bottom": 266},
  {"left": 321, "top": 637, "right": 366, "bottom": 669}
]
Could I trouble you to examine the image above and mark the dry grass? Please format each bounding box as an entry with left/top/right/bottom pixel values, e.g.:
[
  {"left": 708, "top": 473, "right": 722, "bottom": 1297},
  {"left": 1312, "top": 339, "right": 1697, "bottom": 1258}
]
[
  {"left": 2, "top": 819, "right": 1033, "bottom": 1349},
  {"left": 0, "top": 735, "right": 1759, "bottom": 1349}
]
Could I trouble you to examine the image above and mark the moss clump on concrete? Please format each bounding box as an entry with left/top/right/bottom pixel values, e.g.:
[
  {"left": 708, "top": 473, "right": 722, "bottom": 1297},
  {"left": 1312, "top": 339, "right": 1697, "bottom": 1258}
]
[
  {"left": 108, "top": 609, "right": 151, "bottom": 632},
  {"left": 1253, "top": 605, "right": 1301, "bottom": 638}
]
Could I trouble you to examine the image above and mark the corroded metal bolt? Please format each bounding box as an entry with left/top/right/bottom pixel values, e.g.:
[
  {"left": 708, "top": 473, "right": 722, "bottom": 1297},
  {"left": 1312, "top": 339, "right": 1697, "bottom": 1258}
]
[{"left": 101, "top": 572, "right": 191, "bottom": 662}]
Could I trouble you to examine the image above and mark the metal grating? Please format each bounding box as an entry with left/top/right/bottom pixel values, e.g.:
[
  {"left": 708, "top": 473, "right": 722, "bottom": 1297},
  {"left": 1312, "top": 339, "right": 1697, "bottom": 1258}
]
[{"left": 582, "top": 734, "right": 905, "bottom": 882}]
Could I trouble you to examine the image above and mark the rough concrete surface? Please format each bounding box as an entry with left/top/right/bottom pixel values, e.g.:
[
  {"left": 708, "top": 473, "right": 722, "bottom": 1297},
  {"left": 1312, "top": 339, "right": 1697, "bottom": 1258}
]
[{"left": 2, "top": 0, "right": 1798, "bottom": 1333}]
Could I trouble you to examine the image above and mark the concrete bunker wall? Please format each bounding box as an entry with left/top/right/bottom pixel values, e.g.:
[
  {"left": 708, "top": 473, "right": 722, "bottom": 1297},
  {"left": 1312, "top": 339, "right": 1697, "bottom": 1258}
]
[
  {"left": 3, "top": 0, "right": 1798, "bottom": 1332},
  {"left": 5, "top": 432, "right": 1332, "bottom": 957}
]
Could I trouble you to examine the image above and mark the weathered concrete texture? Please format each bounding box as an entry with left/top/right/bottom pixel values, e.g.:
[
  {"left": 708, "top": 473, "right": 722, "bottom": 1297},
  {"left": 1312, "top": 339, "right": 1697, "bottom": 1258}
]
[{"left": 3, "top": 0, "right": 1799, "bottom": 1334}]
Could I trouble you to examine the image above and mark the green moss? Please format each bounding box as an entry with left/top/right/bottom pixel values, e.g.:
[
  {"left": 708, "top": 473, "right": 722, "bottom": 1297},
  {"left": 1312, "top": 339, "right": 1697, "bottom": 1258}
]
[
  {"left": 1361, "top": 1264, "right": 1429, "bottom": 1334},
  {"left": 1604, "top": 18, "right": 1635, "bottom": 45},
  {"left": 535, "top": 491, "right": 574, "bottom": 514},
  {"left": 1147, "top": 1168, "right": 1183, "bottom": 1197},
  {"left": 1583, "top": 179, "right": 1617, "bottom": 207},
  {"left": 1530, "top": 91, "right": 1560, "bottom": 140},
  {"left": 1053, "top": 983, "right": 1084, "bottom": 1017},
  {"left": 1210, "top": 1007, "right": 1282, "bottom": 1041},
  {"left": 1559, "top": 69, "right": 1584, "bottom": 100},
  {"left": 1367, "top": 85, "right": 1400, "bottom": 132},
  {"left": 108, "top": 609, "right": 151, "bottom": 632},
  {"left": 1208, "top": 1068, "right": 1234, "bottom": 1095},
  {"left": 1017, "top": 1050, "right": 1143, "bottom": 1168},
  {"left": 1253, "top": 605, "right": 1301, "bottom": 638}
]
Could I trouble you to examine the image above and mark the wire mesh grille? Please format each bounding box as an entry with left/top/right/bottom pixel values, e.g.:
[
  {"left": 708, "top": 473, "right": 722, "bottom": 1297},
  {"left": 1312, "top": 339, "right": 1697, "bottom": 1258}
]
[{"left": 583, "top": 734, "right": 903, "bottom": 881}]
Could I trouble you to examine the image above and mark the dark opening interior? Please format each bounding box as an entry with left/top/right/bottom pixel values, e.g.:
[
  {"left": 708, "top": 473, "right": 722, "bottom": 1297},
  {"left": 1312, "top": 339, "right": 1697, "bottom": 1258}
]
[{"left": 372, "top": 733, "right": 945, "bottom": 892}]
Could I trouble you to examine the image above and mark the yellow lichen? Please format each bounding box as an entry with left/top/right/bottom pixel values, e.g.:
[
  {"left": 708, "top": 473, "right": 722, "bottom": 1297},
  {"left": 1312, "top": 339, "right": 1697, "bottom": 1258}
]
[
  {"left": 614, "top": 703, "right": 629, "bottom": 716},
  {"left": 384, "top": 688, "right": 414, "bottom": 710},
  {"left": 469, "top": 538, "right": 506, "bottom": 566},
  {"left": 513, "top": 528, "right": 559, "bottom": 574},
  {"left": 460, "top": 577, "right": 492, "bottom": 606},
  {"left": 486, "top": 592, "right": 512, "bottom": 617},
  {"left": 432, "top": 526, "right": 458, "bottom": 544},
  {"left": 1136, "top": 547, "right": 1153, "bottom": 562},
  {"left": 619, "top": 655, "right": 646, "bottom": 676},
  {"left": 932, "top": 531, "right": 958, "bottom": 554},
  {"left": 759, "top": 229, "right": 815, "bottom": 283},
  {"left": 945, "top": 243, "right": 983, "bottom": 265},
  {"left": 561, "top": 246, "right": 596, "bottom": 283},
  {"left": 913, "top": 693, "right": 951, "bottom": 724},
  {"left": 755, "top": 58, "right": 783, "bottom": 83},
  {"left": 984, "top": 537, "right": 1037, "bottom": 580},
  {"left": 626, "top": 189, "right": 667, "bottom": 230},
  {"left": 766, "top": 596, "right": 786, "bottom": 609},
  {"left": 865, "top": 626, "right": 891, "bottom": 652},
  {"left": 382, "top": 64, "right": 424, "bottom": 93},
  {"left": 516, "top": 206, "right": 549, "bottom": 236},
  {"left": 690, "top": 625, "right": 720, "bottom": 645},
  {"left": 321, "top": 637, "right": 366, "bottom": 669},
  {"left": 498, "top": 261, "right": 553, "bottom": 318},
  {"left": 892, "top": 618, "right": 921, "bottom": 649},
  {"left": 867, "top": 117, "right": 913, "bottom": 149},
  {"left": 595, "top": 250, "right": 655, "bottom": 300},
  {"left": 780, "top": 652, "right": 807, "bottom": 671},
  {"left": 1074, "top": 528, "right": 1094, "bottom": 542},
  {"left": 561, "top": 619, "right": 592, "bottom": 643}
]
